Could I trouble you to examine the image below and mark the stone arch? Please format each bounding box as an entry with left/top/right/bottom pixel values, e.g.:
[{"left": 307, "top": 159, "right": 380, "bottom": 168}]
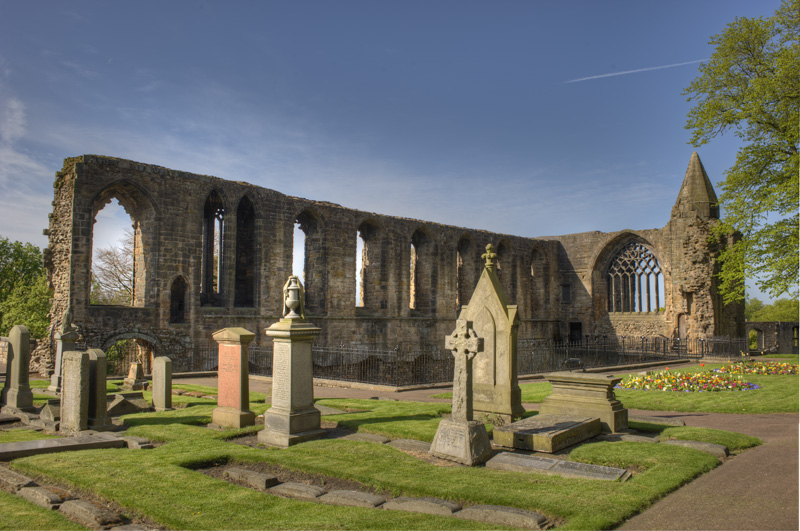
[
  {"left": 294, "top": 208, "right": 326, "bottom": 313},
  {"left": 456, "top": 234, "right": 479, "bottom": 309},
  {"left": 356, "top": 218, "right": 385, "bottom": 310},
  {"left": 101, "top": 331, "right": 162, "bottom": 376},
  {"left": 201, "top": 189, "right": 227, "bottom": 306},
  {"left": 234, "top": 194, "right": 257, "bottom": 307},
  {"left": 410, "top": 227, "right": 435, "bottom": 313},
  {"left": 169, "top": 275, "right": 188, "bottom": 324},
  {"left": 90, "top": 180, "right": 158, "bottom": 308}
]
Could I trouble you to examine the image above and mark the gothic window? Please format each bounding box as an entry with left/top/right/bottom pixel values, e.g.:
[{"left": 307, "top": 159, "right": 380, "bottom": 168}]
[
  {"left": 201, "top": 191, "right": 225, "bottom": 306},
  {"left": 234, "top": 196, "right": 256, "bottom": 307},
  {"left": 356, "top": 220, "right": 380, "bottom": 308},
  {"left": 456, "top": 237, "right": 477, "bottom": 309},
  {"left": 410, "top": 229, "right": 433, "bottom": 312},
  {"left": 607, "top": 242, "right": 663, "bottom": 312},
  {"left": 169, "top": 276, "right": 187, "bottom": 323}
]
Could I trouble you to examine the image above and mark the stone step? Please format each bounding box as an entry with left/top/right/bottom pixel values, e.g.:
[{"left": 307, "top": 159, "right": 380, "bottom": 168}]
[
  {"left": 485, "top": 452, "right": 629, "bottom": 481},
  {"left": 493, "top": 414, "right": 601, "bottom": 453},
  {"left": 0, "top": 434, "right": 125, "bottom": 460}
]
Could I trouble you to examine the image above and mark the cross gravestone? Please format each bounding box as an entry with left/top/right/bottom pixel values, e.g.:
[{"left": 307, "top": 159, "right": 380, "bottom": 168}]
[
  {"left": 429, "top": 319, "right": 492, "bottom": 466},
  {"left": 1, "top": 325, "right": 35, "bottom": 412},
  {"left": 457, "top": 244, "right": 524, "bottom": 422},
  {"left": 212, "top": 328, "right": 256, "bottom": 429},
  {"left": 87, "top": 349, "right": 113, "bottom": 431},
  {"left": 152, "top": 356, "right": 173, "bottom": 411},
  {"left": 49, "top": 312, "right": 77, "bottom": 394},
  {"left": 60, "top": 351, "right": 90, "bottom": 435},
  {"left": 259, "top": 276, "right": 326, "bottom": 447}
]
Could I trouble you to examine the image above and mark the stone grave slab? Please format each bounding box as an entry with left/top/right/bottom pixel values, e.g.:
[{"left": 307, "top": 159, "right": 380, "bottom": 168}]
[
  {"left": 629, "top": 415, "right": 686, "bottom": 427},
  {"left": 382, "top": 496, "right": 461, "bottom": 516},
  {"left": 538, "top": 372, "right": 627, "bottom": 433},
  {"left": 0, "top": 467, "right": 36, "bottom": 490},
  {"left": 387, "top": 439, "right": 431, "bottom": 453},
  {"left": 0, "top": 413, "right": 19, "bottom": 424},
  {"left": 224, "top": 467, "right": 279, "bottom": 490},
  {"left": 550, "top": 460, "right": 630, "bottom": 481},
  {"left": 660, "top": 439, "right": 729, "bottom": 458},
  {"left": 0, "top": 433, "right": 125, "bottom": 460},
  {"left": 59, "top": 499, "right": 123, "bottom": 527},
  {"left": 319, "top": 490, "right": 385, "bottom": 508},
  {"left": 455, "top": 505, "right": 547, "bottom": 530},
  {"left": 485, "top": 452, "right": 629, "bottom": 481},
  {"left": 493, "top": 414, "right": 600, "bottom": 453},
  {"left": 40, "top": 399, "right": 61, "bottom": 421},
  {"left": 106, "top": 393, "right": 150, "bottom": 417},
  {"left": 269, "top": 482, "right": 326, "bottom": 500},
  {"left": 17, "top": 486, "right": 67, "bottom": 509},
  {"left": 485, "top": 452, "right": 559, "bottom": 473}
]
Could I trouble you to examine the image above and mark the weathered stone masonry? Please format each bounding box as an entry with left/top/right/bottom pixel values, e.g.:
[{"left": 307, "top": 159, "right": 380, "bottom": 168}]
[{"left": 34, "top": 153, "right": 743, "bottom": 372}]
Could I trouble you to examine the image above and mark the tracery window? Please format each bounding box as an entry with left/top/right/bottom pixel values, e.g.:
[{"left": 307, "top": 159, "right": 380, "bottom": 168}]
[{"left": 607, "top": 242, "right": 663, "bottom": 313}]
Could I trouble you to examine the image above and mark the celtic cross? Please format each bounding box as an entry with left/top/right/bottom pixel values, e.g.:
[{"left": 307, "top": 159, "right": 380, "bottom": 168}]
[
  {"left": 445, "top": 320, "right": 483, "bottom": 422},
  {"left": 482, "top": 244, "right": 497, "bottom": 272}
]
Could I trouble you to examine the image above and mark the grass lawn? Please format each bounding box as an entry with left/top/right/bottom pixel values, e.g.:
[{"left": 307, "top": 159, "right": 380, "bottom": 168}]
[
  {"left": 8, "top": 391, "right": 762, "bottom": 531},
  {"left": 0, "top": 490, "right": 85, "bottom": 530},
  {"left": 0, "top": 429, "right": 59, "bottom": 444}
]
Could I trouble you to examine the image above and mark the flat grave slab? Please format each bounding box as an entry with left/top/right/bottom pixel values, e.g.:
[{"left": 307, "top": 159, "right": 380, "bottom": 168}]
[
  {"left": 0, "top": 433, "right": 125, "bottom": 460},
  {"left": 382, "top": 496, "right": 461, "bottom": 516},
  {"left": 269, "top": 482, "right": 326, "bottom": 500},
  {"left": 17, "top": 486, "right": 68, "bottom": 509},
  {"left": 0, "top": 466, "right": 36, "bottom": 490},
  {"left": 455, "top": 504, "right": 547, "bottom": 530},
  {"left": 629, "top": 415, "right": 686, "bottom": 426},
  {"left": 493, "top": 414, "right": 600, "bottom": 452},
  {"left": 318, "top": 489, "right": 385, "bottom": 508},
  {"left": 224, "top": 467, "right": 279, "bottom": 490},
  {"left": 485, "top": 452, "right": 629, "bottom": 481},
  {"left": 59, "top": 499, "right": 123, "bottom": 527}
]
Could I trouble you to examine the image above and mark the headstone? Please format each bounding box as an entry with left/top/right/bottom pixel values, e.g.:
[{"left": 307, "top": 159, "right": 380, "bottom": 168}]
[
  {"left": 259, "top": 276, "right": 326, "bottom": 447},
  {"left": 458, "top": 244, "right": 524, "bottom": 422},
  {"left": 106, "top": 392, "right": 150, "bottom": 417},
  {"left": 152, "top": 356, "right": 173, "bottom": 411},
  {"left": 60, "top": 351, "right": 90, "bottom": 434},
  {"left": 123, "top": 362, "right": 147, "bottom": 391},
  {"left": 493, "top": 414, "right": 601, "bottom": 453},
  {"left": 212, "top": 328, "right": 256, "bottom": 429},
  {"left": 49, "top": 312, "right": 78, "bottom": 393},
  {"left": 538, "top": 372, "right": 628, "bottom": 432},
  {"left": 429, "top": 319, "right": 492, "bottom": 466},
  {"left": 1, "top": 325, "right": 35, "bottom": 412},
  {"left": 87, "top": 349, "right": 113, "bottom": 431}
]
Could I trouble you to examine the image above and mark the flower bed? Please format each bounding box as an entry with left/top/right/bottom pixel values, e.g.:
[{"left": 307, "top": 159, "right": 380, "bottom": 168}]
[
  {"left": 715, "top": 361, "right": 798, "bottom": 376},
  {"left": 617, "top": 369, "right": 759, "bottom": 392}
]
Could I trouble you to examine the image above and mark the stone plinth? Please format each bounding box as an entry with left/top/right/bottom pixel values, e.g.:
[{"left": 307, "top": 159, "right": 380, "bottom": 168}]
[
  {"left": 1, "top": 325, "right": 35, "bottom": 412},
  {"left": 259, "top": 319, "right": 325, "bottom": 447},
  {"left": 152, "top": 356, "right": 173, "bottom": 411},
  {"left": 493, "top": 414, "right": 600, "bottom": 453},
  {"left": 87, "top": 349, "right": 113, "bottom": 431},
  {"left": 538, "top": 372, "right": 628, "bottom": 433},
  {"left": 212, "top": 328, "right": 256, "bottom": 429},
  {"left": 60, "top": 351, "right": 90, "bottom": 435}
]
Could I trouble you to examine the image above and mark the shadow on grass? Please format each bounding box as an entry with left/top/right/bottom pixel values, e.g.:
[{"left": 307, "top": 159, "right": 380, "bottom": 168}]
[{"left": 122, "top": 415, "right": 210, "bottom": 427}]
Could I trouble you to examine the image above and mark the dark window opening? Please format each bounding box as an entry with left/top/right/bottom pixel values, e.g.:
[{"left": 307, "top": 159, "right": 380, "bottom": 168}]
[
  {"left": 234, "top": 196, "right": 256, "bottom": 307},
  {"left": 169, "top": 276, "right": 187, "bottom": 323}
]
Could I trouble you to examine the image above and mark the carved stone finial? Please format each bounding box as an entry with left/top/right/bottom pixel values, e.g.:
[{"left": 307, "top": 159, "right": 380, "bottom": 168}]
[
  {"left": 282, "top": 276, "right": 306, "bottom": 319},
  {"left": 482, "top": 244, "right": 497, "bottom": 272}
]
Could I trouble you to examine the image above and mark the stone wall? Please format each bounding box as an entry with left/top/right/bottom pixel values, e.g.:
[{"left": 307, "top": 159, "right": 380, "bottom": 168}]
[
  {"left": 745, "top": 322, "right": 799, "bottom": 354},
  {"left": 33, "top": 154, "right": 744, "bottom": 372}
]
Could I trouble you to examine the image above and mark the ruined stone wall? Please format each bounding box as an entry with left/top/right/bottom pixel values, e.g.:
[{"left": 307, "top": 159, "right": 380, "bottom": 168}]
[
  {"left": 35, "top": 155, "right": 743, "bottom": 372},
  {"left": 746, "top": 322, "right": 799, "bottom": 354}
]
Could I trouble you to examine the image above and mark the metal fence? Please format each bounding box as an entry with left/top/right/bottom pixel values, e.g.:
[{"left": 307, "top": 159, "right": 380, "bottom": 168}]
[{"left": 92, "top": 334, "right": 748, "bottom": 384}]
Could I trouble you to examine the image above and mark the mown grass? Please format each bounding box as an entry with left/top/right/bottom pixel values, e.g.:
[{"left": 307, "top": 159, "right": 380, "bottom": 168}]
[
  {"left": 0, "top": 429, "right": 59, "bottom": 444},
  {"left": 432, "top": 379, "right": 553, "bottom": 403},
  {"left": 0, "top": 490, "right": 85, "bottom": 530},
  {"left": 10, "top": 391, "right": 759, "bottom": 531},
  {"left": 628, "top": 421, "right": 761, "bottom": 452}
]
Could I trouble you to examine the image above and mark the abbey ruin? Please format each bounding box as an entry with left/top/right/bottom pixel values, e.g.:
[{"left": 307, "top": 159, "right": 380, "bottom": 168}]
[{"left": 35, "top": 153, "right": 744, "bottom": 370}]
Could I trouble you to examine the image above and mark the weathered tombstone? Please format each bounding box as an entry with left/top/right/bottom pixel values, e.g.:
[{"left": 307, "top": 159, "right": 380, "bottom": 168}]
[
  {"left": 152, "top": 356, "right": 173, "bottom": 411},
  {"left": 458, "top": 244, "right": 524, "bottom": 422},
  {"left": 429, "top": 320, "right": 492, "bottom": 465},
  {"left": 60, "top": 351, "right": 89, "bottom": 435},
  {"left": 212, "top": 328, "right": 256, "bottom": 429},
  {"left": 1, "top": 325, "right": 35, "bottom": 412},
  {"left": 123, "top": 362, "right": 147, "bottom": 391},
  {"left": 87, "top": 349, "right": 113, "bottom": 431},
  {"left": 49, "top": 310, "right": 77, "bottom": 394},
  {"left": 259, "top": 276, "right": 325, "bottom": 447},
  {"left": 538, "top": 372, "right": 628, "bottom": 433}
]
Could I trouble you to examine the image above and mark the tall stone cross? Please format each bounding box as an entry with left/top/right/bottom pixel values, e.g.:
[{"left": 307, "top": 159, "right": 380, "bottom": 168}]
[{"left": 445, "top": 320, "right": 483, "bottom": 422}]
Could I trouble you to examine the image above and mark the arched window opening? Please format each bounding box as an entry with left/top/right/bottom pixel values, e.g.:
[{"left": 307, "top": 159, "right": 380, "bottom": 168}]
[
  {"left": 530, "top": 248, "right": 550, "bottom": 312},
  {"left": 409, "top": 241, "right": 417, "bottom": 310},
  {"left": 201, "top": 191, "right": 225, "bottom": 306},
  {"left": 91, "top": 198, "right": 135, "bottom": 306},
  {"left": 292, "top": 221, "right": 305, "bottom": 279},
  {"left": 234, "top": 196, "right": 256, "bottom": 307},
  {"left": 294, "top": 210, "right": 324, "bottom": 312},
  {"left": 409, "top": 229, "right": 432, "bottom": 312},
  {"left": 169, "top": 276, "right": 187, "bottom": 323},
  {"left": 606, "top": 242, "right": 663, "bottom": 313},
  {"left": 356, "top": 230, "right": 366, "bottom": 307},
  {"left": 496, "top": 240, "right": 516, "bottom": 302},
  {"left": 456, "top": 237, "right": 476, "bottom": 309},
  {"left": 355, "top": 221, "right": 380, "bottom": 308}
]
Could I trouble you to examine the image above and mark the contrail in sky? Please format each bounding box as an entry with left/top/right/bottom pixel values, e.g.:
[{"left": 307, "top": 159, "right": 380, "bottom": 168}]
[{"left": 564, "top": 59, "right": 705, "bottom": 83}]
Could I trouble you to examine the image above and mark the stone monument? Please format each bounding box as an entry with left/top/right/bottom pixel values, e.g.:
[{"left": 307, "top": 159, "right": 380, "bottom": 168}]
[
  {"left": 49, "top": 310, "right": 77, "bottom": 393},
  {"left": 458, "top": 244, "right": 524, "bottom": 422},
  {"left": 538, "top": 372, "right": 628, "bottom": 433},
  {"left": 123, "top": 362, "right": 148, "bottom": 391},
  {"left": 259, "top": 276, "right": 325, "bottom": 447},
  {"left": 60, "top": 350, "right": 89, "bottom": 434},
  {"left": 429, "top": 319, "right": 492, "bottom": 466},
  {"left": 1, "top": 325, "right": 35, "bottom": 412},
  {"left": 152, "top": 356, "right": 173, "bottom": 412},
  {"left": 87, "top": 349, "right": 113, "bottom": 431},
  {"left": 211, "top": 328, "right": 256, "bottom": 429}
]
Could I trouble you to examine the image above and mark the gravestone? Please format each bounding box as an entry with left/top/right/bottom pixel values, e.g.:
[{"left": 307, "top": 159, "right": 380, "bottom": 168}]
[
  {"left": 493, "top": 414, "right": 601, "bottom": 453},
  {"left": 429, "top": 319, "right": 492, "bottom": 466},
  {"left": 212, "top": 328, "right": 256, "bottom": 429},
  {"left": 152, "top": 356, "right": 173, "bottom": 411},
  {"left": 457, "top": 244, "right": 524, "bottom": 422},
  {"left": 538, "top": 372, "right": 628, "bottom": 432},
  {"left": 49, "top": 311, "right": 77, "bottom": 393},
  {"left": 259, "top": 276, "right": 326, "bottom": 447},
  {"left": 87, "top": 349, "right": 113, "bottom": 431},
  {"left": 60, "top": 351, "right": 90, "bottom": 434},
  {"left": 123, "top": 362, "right": 147, "bottom": 391},
  {"left": 1, "top": 325, "right": 35, "bottom": 412}
]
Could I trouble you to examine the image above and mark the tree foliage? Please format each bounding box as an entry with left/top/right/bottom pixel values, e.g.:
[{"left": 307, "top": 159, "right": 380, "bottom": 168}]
[
  {"left": 684, "top": 0, "right": 799, "bottom": 303},
  {"left": 91, "top": 229, "right": 134, "bottom": 305},
  {"left": 0, "top": 236, "right": 49, "bottom": 336},
  {"left": 745, "top": 297, "right": 799, "bottom": 322},
  {"left": 0, "top": 274, "right": 52, "bottom": 339}
]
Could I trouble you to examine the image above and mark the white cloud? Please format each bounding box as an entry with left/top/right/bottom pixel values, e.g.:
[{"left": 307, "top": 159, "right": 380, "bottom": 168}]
[{"left": 0, "top": 98, "right": 26, "bottom": 143}]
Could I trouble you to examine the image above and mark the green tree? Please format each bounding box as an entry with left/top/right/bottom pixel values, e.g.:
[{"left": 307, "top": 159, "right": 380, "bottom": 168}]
[
  {"left": 750, "top": 298, "right": 799, "bottom": 322},
  {"left": 0, "top": 236, "right": 46, "bottom": 330},
  {"left": 0, "top": 274, "right": 52, "bottom": 338},
  {"left": 683, "top": 0, "right": 799, "bottom": 303},
  {"left": 744, "top": 297, "right": 765, "bottom": 321}
]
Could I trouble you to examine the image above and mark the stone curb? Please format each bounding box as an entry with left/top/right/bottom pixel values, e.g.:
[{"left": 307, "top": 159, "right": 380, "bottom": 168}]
[
  {"left": 17, "top": 485, "right": 68, "bottom": 510},
  {"left": 224, "top": 467, "right": 279, "bottom": 490},
  {"left": 455, "top": 504, "right": 548, "bottom": 530},
  {"left": 383, "top": 496, "right": 461, "bottom": 516},
  {"left": 59, "top": 499, "right": 124, "bottom": 528},
  {"left": 318, "top": 489, "right": 386, "bottom": 508},
  {"left": 268, "top": 482, "right": 326, "bottom": 500},
  {"left": 0, "top": 466, "right": 37, "bottom": 491}
]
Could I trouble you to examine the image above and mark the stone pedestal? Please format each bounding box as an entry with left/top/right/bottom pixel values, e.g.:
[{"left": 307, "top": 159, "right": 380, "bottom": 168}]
[
  {"left": 152, "top": 356, "right": 173, "bottom": 412},
  {"left": 212, "top": 328, "right": 256, "bottom": 429},
  {"left": 259, "top": 319, "right": 324, "bottom": 447},
  {"left": 49, "top": 325, "right": 78, "bottom": 394},
  {"left": 538, "top": 372, "right": 628, "bottom": 433},
  {"left": 123, "top": 362, "right": 148, "bottom": 391},
  {"left": 1, "top": 325, "right": 35, "bottom": 413},
  {"left": 87, "top": 349, "right": 113, "bottom": 431},
  {"left": 60, "top": 351, "right": 90, "bottom": 435}
]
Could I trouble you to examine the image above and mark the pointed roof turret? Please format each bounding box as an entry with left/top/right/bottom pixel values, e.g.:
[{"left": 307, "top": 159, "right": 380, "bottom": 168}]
[{"left": 671, "top": 152, "right": 719, "bottom": 219}]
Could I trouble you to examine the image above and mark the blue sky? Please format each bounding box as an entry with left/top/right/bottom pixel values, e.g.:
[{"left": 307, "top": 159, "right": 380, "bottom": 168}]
[{"left": 0, "top": 0, "right": 784, "bottom": 301}]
